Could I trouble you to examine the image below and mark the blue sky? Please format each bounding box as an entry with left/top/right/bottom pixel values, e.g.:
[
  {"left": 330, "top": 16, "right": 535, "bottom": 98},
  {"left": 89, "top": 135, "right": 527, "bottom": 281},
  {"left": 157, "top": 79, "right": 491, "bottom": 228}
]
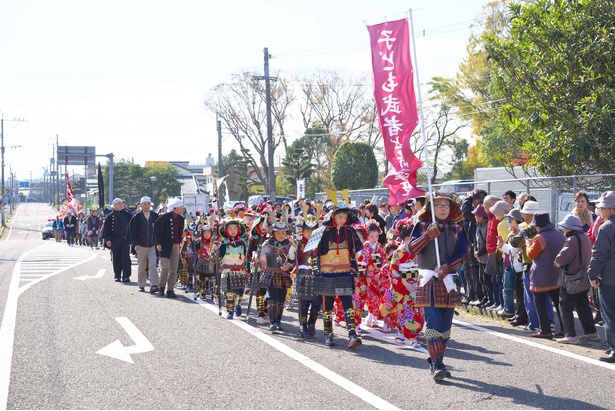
[{"left": 0, "top": 0, "right": 487, "bottom": 181}]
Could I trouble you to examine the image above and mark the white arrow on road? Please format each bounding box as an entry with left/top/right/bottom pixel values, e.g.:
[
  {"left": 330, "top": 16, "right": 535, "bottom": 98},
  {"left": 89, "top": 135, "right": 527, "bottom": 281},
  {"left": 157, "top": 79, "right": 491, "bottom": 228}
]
[
  {"left": 74, "top": 269, "right": 105, "bottom": 281},
  {"left": 96, "top": 317, "right": 154, "bottom": 364}
]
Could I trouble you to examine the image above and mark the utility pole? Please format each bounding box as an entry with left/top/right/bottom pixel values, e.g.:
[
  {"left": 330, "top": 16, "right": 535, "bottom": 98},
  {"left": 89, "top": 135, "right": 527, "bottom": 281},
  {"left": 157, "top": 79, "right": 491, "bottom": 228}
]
[
  {"left": 217, "top": 113, "right": 223, "bottom": 179},
  {"left": 254, "top": 48, "right": 277, "bottom": 201},
  {"left": 1, "top": 113, "right": 5, "bottom": 226},
  {"left": 264, "top": 47, "right": 276, "bottom": 201}
]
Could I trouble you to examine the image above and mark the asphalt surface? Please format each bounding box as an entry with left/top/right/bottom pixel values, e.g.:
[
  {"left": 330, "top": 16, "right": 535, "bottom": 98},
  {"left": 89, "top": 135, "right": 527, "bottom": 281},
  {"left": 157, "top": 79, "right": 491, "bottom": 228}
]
[{"left": 0, "top": 203, "right": 613, "bottom": 410}]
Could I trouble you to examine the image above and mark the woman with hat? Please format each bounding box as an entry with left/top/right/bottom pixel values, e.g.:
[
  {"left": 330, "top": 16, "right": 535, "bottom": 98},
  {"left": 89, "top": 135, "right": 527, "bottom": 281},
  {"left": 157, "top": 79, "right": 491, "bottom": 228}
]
[
  {"left": 293, "top": 213, "right": 323, "bottom": 338},
  {"left": 500, "top": 208, "right": 525, "bottom": 318},
  {"left": 526, "top": 212, "right": 566, "bottom": 338},
  {"left": 409, "top": 190, "right": 467, "bottom": 380},
  {"left": 259, "top": 220, "right": 296, "bottom": 331},
  {"left": 216, "top": 218, "right": 249, "bottom": 319},
  {"left": 553, "top": 214, "right": 599, "bottom": 344}
]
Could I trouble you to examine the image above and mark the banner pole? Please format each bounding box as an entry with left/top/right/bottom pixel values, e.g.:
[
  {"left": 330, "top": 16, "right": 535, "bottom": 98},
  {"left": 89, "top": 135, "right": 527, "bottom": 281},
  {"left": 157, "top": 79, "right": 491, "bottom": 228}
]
[{"left": 408, "top": 9, "right": 441, "bottom": 267}]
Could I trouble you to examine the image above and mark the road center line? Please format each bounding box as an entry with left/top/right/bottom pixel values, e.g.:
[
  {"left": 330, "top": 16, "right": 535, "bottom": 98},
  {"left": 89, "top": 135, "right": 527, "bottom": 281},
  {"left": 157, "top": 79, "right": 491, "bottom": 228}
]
[
  {"left": 453, "top": 319, "right": 615, "bottom": 371},
  {"left": 186, "top": 296, "right": 399, "bottom": 410}
]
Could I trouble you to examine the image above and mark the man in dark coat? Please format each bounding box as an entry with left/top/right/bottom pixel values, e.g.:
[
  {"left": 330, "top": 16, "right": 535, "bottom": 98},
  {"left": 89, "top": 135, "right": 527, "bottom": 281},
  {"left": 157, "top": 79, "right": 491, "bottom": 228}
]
[
  {"left": 102, "top": 198, "right": 134, "bottom": 282},
  {"left": 154, "top": 198, "right": 185, "bottom": 298},
  {"left": 129, "top": 196, "right": 160, "bottom": 293}
]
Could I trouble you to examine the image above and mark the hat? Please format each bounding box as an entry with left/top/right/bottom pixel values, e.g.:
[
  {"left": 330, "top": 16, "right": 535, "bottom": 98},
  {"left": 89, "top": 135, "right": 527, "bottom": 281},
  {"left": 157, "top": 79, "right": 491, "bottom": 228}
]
[
  {"left": 272, "top": 220, "right": 290, "bottom": 233},
  {"left": 507, "top": 208, "right": 524, "bottom": 223},
  {"left": 140, "top": 196, "right": 152, "bottom": 205},
  {"left": 595, "top": 191, "right": 615, "bottom": 209},
  {"left": 472, "top": 204, "right": 488, "bottom": 219},
  {"left": 298, "top": 214, "right": 319, "bottom": 230},
  {"left": 166, "top": 198, "right": 184, "bottom": 212},
  {"left": 491, "top": 200, "right": 511, "bottom": 218},
  {"left": 112, "top": 198, "right": 123, "bottom": 205},
  {"left": 558, "top": 214, "right": 583, "bottom": 231},
  {"left": 532, "top": 212, "right": 551, "bottom": 228},
  {"left": 521, "top": 200, "right": 540, "bottom": 215}
]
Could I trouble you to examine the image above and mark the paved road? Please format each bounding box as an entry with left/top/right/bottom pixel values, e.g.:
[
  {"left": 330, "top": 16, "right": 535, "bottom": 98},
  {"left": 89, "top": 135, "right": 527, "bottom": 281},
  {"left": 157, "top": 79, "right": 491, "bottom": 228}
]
[{"left": 0, "top": 203, "right": 613, "bottom": 410}]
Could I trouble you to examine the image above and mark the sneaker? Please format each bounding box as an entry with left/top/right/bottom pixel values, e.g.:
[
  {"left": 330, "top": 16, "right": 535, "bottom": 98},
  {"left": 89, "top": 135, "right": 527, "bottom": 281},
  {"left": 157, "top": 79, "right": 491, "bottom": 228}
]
[
  {"left": 510, "top": 319, "right": 528, "bottom": 327},
  {"left": 226, "top": 311, "right": 234, "bottom": 320},
  {"left": 469, "top": 300, "right": 482, "bottom": 306},
  {"left": 521, "top": 325, "right": 537, "bottom": 333},
  {"left": 499, "top": 311, "right": 515, "bottom": 318},
  {"left": 275, "top": 322, "right": 284, "bottom": 332},
  {"left": 348, "top": 332, "right": 362, "bottom": 349},
  {"left": 325, "top": 333, "right": 336, "bottom": 347},
  {"left": 158, "top": 287, "right": 166, "bottom": 297},
  {"left": 579, "top": 333, "right": 601, "bottom": 341},
  {"left": 308, "top": 323, "right": 316, "bottom": 337},
  {"left": 256, "top": 316, "right": 267, "bottom": 325},
  {"left": 431, "top": 364, "right": 447, "bottom": 381},
  {"left": 556, "top": 336, "right": 579, "bottom": 344},
  {"left": 235, "top": 305, "right": 242, "bottom": 317},
  {"left": 138, "top": 287, "right": 145, "bottom": 292},
  {"left": 150, "top": 286, "right": 159, "bottom": 294},
  {"left": 166, "top": 291, "right": 177, "bottom": 299},
  {"left": 269, "top": 323, "right": 277, "bottom": 332}
]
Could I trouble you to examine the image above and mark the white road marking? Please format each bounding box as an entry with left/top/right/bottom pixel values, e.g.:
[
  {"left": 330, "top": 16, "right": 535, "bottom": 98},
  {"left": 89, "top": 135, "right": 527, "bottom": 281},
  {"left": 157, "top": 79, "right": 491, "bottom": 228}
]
[
  {"left": 96, "top": 317, "right": 154, "bottom": 364},
  {"left": 360, "top": 324, "right": 429, "bottom": 353},
  {"left": 184, "top": 295, "right": 400, "bottom": 410},
  {"left": 74, "top": 269, "right": 106, "bottom": 281},
  {"left": 0, "top": 244, "right": 98, "bottom": 411},
  {"left": 453, "top": 319, "right": 615, "bottom": 371}
]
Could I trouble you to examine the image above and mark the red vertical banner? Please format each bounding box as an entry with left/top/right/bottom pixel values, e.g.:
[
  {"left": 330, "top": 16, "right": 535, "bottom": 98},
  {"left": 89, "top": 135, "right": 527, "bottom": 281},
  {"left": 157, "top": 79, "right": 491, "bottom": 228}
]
[
  {"left": 367, "top": 18, "right": 424, "bottom": 204},
  {"left": 65, "top": 172, "right": 75, "bottom": 202}
]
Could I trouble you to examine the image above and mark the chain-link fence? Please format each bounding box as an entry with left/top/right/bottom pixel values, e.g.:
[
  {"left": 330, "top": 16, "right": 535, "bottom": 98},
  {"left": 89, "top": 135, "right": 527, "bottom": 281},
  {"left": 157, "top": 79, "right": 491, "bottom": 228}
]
[{"left": 317, "top": 174, "right": 615, "bottom": 223}]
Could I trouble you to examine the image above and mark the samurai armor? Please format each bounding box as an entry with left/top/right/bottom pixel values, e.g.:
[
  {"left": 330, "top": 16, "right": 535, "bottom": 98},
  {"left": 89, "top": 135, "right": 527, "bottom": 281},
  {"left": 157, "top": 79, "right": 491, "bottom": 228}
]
[
  {"left": 314, "top": 272, "right": 355, "bottom": 297},
  {"left": 221, "top": 270, "right": 247, "bottom": 293},
  {"left": 292, "top": 267, "right": 321, "bottom": 300}
]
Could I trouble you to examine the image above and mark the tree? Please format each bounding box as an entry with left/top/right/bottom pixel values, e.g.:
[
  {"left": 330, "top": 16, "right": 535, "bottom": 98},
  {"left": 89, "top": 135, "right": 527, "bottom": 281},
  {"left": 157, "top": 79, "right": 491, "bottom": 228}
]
[
  {"left": 102, "top": 160, "right": 180, "bottom": 207},
  {"left": 484, "top": 0, "right": 615, "bottom": 175},
  {"left": 330, "top": 142, "right": 378, "bottom": 190},
  {"left": 281, "top": 136, "right": 315, "bottom": 196},
  {"left": 221, "top": 149, "right": 250, "bottom": 201},
  {"left": 204, "top": 71, "right": 294, "bottom": 191}
]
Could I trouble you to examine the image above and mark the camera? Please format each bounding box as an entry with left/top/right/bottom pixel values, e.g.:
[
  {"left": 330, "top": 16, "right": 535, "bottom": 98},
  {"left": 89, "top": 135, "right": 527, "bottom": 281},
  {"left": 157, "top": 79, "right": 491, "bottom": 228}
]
[{"left": 520, "top": 225, "right": 537, "bottom": 240}]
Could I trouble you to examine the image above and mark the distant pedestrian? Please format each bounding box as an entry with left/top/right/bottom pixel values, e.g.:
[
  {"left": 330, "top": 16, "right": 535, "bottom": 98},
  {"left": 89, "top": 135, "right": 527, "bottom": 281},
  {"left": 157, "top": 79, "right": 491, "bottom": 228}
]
[
  {"left": 52, "top": 215, "right": 64, "bottom": 242},
  {"left": 86, "top": 209, "right": 101, "bottom": 249},
  {"left": 63, "top": 211, "right": 77, "bottom": 247}
]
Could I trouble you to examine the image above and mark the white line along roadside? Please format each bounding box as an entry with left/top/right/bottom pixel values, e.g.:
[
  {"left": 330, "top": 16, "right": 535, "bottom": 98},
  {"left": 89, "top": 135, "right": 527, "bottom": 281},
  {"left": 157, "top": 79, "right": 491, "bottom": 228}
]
[
  {"left": 0, "top": 244, "right": 98, "bottom": 411},
  {"left": 453, "top": 319, "right": 615, "bottom": 371},
  {"left": 185, "top": 296, "right": 400, "bottom": 411}
]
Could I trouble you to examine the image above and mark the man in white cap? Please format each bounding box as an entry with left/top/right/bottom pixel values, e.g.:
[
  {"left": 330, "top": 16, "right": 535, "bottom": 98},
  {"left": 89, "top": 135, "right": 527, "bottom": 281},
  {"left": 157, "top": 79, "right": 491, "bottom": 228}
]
[
  {"left": 129, "top": 196, "right": 160, "bottom": 293},
  {"left": 154, "top": 198, "right": 185, "bottom": 298},
  {"left": 588, "top": 191, "right": 615, "bottom": 363},
  {"left": 102, "top": 198, "right": 134, "bottom": 282}
]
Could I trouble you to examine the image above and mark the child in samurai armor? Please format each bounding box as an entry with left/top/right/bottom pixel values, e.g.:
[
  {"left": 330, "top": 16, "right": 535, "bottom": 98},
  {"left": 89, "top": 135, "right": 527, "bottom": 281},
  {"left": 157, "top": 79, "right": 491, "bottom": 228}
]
[
  {"left": 180, "top": 230, "right": 195, "bottom": 291},
  {"left": 357, "top": 220, "right": 388, "bottom": 330},
  {"left": 386, "top": 218, "right": 424, "bottom": 347},
  {"left": 293, "top": 212, "right": 323, "bottom": 338},
  {"left": 195, "top": 221, "right": 216, "bottom": 300},
  {"left": 409, "top": 191, "right": 467, "bottom": 381},
  {"left": 333, "top": 223, "right": 366, "bottom": 328},
  {"left": 247, "top": 210, "right": 272, "bottom": 324},
  {"left": 317, "top": 190, "right": 363, "bottom": 348},
  {"left": 216, "top": 219, "right": 249, "bottom": 319},
  {"left": 259, "top": 221, "right": 296, "bottom": 332}
]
